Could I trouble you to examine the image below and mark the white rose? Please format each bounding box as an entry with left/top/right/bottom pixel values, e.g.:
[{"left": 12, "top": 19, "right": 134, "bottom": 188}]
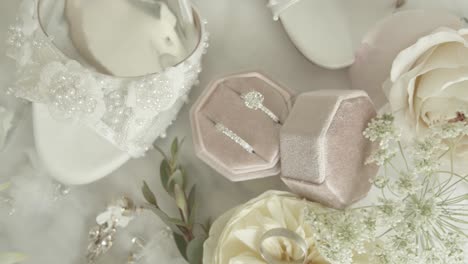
[
  {"left": 385, "top": 27, "right": 468, "bottom": 154},
  {"left": 203, "top": 191, "right": 328, "bottom": 264}
]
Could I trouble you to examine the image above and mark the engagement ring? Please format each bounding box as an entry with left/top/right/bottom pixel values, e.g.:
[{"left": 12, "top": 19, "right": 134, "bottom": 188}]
[{"left": 242, "top": 91, "right": 281, "bottom": 124}]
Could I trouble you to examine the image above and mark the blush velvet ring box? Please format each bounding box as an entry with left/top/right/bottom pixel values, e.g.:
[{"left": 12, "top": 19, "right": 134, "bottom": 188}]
[
  {"left": 190, "top": 72, "right": 295, "bottom": 181},
  {"left": 191, "top": 72, "right": 379, "bottom": 209}
]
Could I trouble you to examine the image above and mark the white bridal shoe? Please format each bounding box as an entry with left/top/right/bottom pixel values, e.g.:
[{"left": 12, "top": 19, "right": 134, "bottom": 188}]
[
  {"left": 33, "top": 103, "right": 130, "bottom": 185},
  {"left": 34, "top": 0, "right": 183, "bottom": 185},
  {"left": 8, "top": 0, "right": 207, "bottom": 184},
  {"left": 268, "top": 0, "right": 400, "bottom": 69}
]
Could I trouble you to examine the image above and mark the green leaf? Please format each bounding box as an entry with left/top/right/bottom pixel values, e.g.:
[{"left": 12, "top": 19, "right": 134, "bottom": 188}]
[
  {"left": 188, "top": 185, "right": 196, "bottom": 209},
  {"left": 201, "top": 219, "right": 212, "bottom": 235},
  {"left": 174, "top": 184, "right": 188, "bottom": 221},
  {"left": 171, "top": 138, "right": 179, "bottom": 160},
  {"left": 188, "top": 204, "right": 198, "bottom": 227},
  {"left": 160, "top": 159, "right": 172, "bottom": 194},
  {"left": 0, "top": 182, "right": 11, "bottom": 192},
  {"left": 169, "top": 218, "right": 188, "bottom": 228},
  {"left": 173, "top": 233, "right": 188, "bottom": 260},
  {"left": 188, "top": 185, "right": 197, "bottom": 225},
  {"left": 147, "top": 205, "right": 184, "bottom": 236},
  {"left": 0, "top": 252, "right": 27, "bottom": 264},
  {"left": 186, "top": 236, "right": 206, "bottom": 264},
  {"left": 142, "top": 181, "right": 158, "bottom": 206},
  {"left": 180, "top": 167, "right": 188, "bottom": 189},
  {"left": 153, "top": 143, "right": 169, "bottom": 161},
  {"left": 168, "top": 169, "right": 185, "bottom": 191}
]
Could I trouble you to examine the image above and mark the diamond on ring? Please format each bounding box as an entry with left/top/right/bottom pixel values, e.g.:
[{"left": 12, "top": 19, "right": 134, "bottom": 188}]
[
  {"left": 215, "top": 123, "right": 254, "bottom": 154},
  {"left": 242, "top": 91, "right": 281, "bottom": 124}
]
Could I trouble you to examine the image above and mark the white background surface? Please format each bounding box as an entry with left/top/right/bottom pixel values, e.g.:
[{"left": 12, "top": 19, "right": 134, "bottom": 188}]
[{"left": 0, "top": 0, "right": 467, "bottom": 263}]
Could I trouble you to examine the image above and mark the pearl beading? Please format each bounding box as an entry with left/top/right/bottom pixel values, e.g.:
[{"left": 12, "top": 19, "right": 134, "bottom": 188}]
[{"left": 7, "top": 0, "right": 209, "bottom": 157}]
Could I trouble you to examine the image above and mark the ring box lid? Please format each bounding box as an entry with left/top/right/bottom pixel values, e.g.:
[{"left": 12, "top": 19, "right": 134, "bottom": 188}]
[{"left": 280, "top": 89, "right": 379, "bottom": 208}]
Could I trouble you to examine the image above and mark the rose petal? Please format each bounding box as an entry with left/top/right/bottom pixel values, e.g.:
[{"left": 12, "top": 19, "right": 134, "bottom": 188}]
[
  {"left": 391, "top": 28, "right": 467, "bottom": 82},
  {"left": 416, "top": 67, "right": 468, "bottom": 100},
  {"left": 454, "top": 141, "right": 468, "bottom": 158},
  {"left": 418, "top": 97, "right": 468, "bottom": 126},
  {"left": 265, "top": 196, "right": 286, "bottom": 227},
  {"left": 419, "top": 42, "right": 468, "bottom": 73},
  {"left": 437, "top": 80, "right": 468, "bottom": 99},
  {"left": 228, "top": 253, "right": 266, "bottom": 264},
  {"left": 387, "top": 46, "right": 436, "bottom": 115},
  {"left": 232, "top": 227, "right": 260, "bottom": 252},
  {"left": 350, "top": 10, "right": 462, "bottom": 108}
]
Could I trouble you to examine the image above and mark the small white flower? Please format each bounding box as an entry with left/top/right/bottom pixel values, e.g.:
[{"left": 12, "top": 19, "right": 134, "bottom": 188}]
[
  {"left": 431, "top": 121, "right": 468, "bottom": 140},
  {"left": 363, "top": 114, "right": 400, "bottom": 149},
  {"left": 371, "top": 174, "right": 390, "bottom": 189},
  {"left": 412, "top": 137, "right": 446, "bottom": 175},
  {"left": 392, "top": 172, "right": 421, "bottom": 196},
  {"left": 308, "top": 208, "right": 376, "bottom": 264},
  {"left": 366, "top": 148, "right": 397, "bottom": 166},
  {"left": 96, "top": 198, "right": 135, "bottom": 228}
]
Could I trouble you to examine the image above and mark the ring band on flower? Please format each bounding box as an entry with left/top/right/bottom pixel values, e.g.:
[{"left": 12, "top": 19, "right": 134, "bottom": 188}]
[
  {"left": 215, "top": 123, "right": 255, "bottom": 154},
  {"left": 242, "top": 91, "right": 281, "bottom": 124},
  {"left": 259, "top": 228, "right": 308, "bottom": 264}
]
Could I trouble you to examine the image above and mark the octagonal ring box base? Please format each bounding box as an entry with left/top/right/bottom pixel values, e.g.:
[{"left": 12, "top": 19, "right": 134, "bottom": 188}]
[
  {"left": 190, "top": 72, "right": 295, "bottom": 181},
  {"left": 280, "top": 90, "right": 379, "bottom": 209}
]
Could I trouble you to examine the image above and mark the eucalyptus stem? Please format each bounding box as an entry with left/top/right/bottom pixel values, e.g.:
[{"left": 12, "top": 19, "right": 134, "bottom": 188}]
[{"left": 142, "top": 138, "right": 207, "bottom": 264}]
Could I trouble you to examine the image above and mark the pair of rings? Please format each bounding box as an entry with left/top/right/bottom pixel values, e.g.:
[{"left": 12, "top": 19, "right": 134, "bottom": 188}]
[{"left": 215, "top": 90, "right": 280, "bottom": 154}]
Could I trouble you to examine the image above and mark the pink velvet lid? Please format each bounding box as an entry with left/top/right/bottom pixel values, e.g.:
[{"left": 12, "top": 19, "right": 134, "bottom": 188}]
[
  {"left": 280, "top": 90, "right": 379, "bottom": 209},
  {"left": 190, "top": 72, "right": 295, "bottom": 181}
]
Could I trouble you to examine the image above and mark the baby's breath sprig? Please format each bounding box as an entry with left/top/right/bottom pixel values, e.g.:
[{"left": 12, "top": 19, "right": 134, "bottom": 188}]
[
  {"left": 308, "top": 114, "right": 468, "bottom": 264},
  {"left": 307, "top": 207, "right": 377, "bottom": 264},
  {"left": 142, "top": 138, "right": 208, "bottom": 264},
  {"left": 363, "top": 114, "right": 400, "bottom": 166},
  {"left": 363, "top": 114, "right": 400, "bottom": 149}
]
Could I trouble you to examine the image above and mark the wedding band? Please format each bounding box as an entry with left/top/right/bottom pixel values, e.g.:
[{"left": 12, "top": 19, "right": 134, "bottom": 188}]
[
  {"left": 242, "top": 91, "right": 281, "bottom": 124},
  {"left": 259, "top": 228, "right": 308, "bottom": 264},
  {"left": 215, "top": 123, "right": 255, "bottom": 154}
]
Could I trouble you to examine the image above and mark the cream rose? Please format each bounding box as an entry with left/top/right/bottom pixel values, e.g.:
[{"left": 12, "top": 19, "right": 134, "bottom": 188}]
[
  {"left": 385, "top": 27, "right": 468, "bottom": 153},
  {"left": 203, "top": 191, "right": 328, "bottom": 264}
]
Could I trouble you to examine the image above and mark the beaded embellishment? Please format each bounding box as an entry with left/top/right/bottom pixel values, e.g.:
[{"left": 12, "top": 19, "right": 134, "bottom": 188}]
[{"left": 6, "top": 0, "right": 209, "bottom": 157}]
